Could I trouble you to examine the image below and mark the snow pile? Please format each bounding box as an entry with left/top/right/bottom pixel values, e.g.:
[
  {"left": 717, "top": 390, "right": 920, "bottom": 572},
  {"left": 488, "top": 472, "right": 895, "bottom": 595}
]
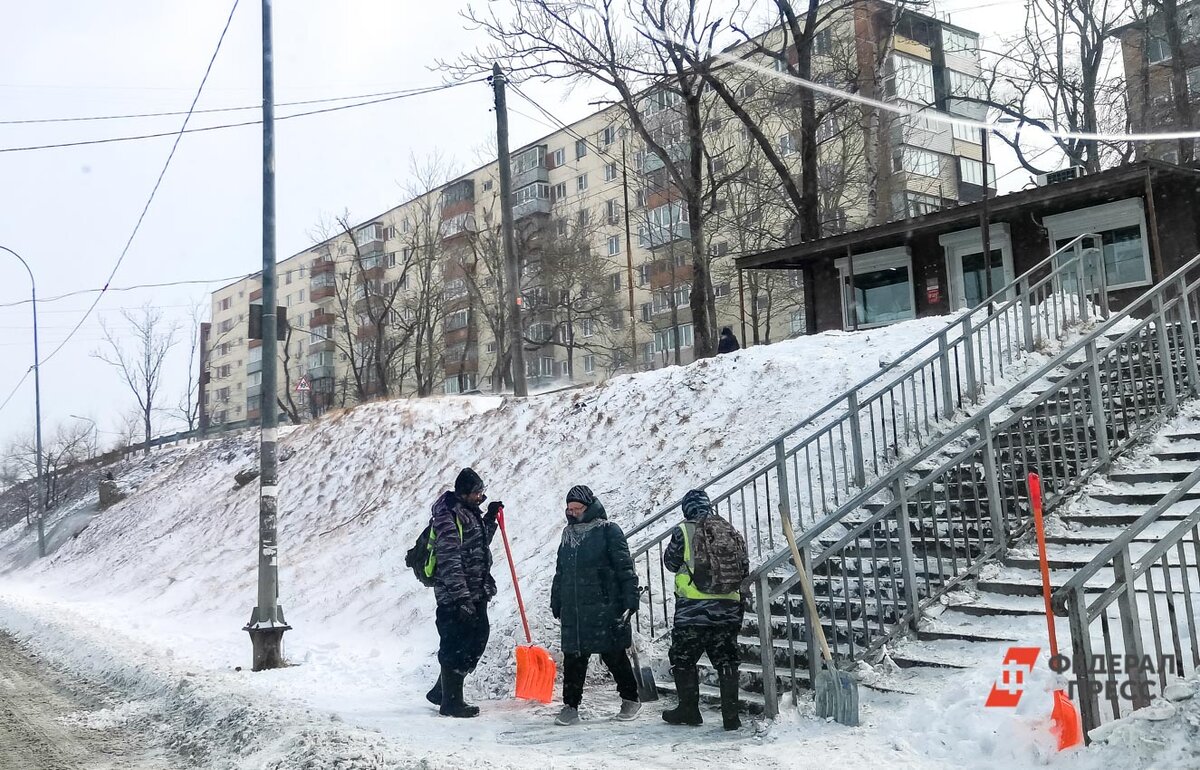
[{"left": 0, "top": 315, "right": 1125, "bottom": 768}]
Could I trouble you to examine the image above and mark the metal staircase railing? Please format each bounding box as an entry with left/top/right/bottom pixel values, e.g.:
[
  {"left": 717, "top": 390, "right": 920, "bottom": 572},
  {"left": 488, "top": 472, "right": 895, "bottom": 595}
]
[
  {"left": 746, "top": 252, "right": 1200, "bottom": 717},
  {"left": 629, "top": 233, "right": 1106, "bottom": 640},
  {"left": 1052, "top": 467, "right": 1200, "bottom": 741}
]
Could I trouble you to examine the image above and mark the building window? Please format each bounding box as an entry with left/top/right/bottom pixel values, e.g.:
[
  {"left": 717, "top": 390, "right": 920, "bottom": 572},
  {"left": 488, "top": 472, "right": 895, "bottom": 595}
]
[
  {"left": 608, "top": 235, "right": 621, "bottom": 256},
  {"left": 779, "top": 133, "right": 798, "bottom": 156},
  {"left": 606, "top": 199, "right": 620, "bottom": 224},
  {"left": 445, "top": 308, "right": 470, "bottom": 331},
  {"left": 605, "top": 163, "right": 618, "bottom": 182},
  {"left": 1148, "top": 36, "right": 1171, "bottom": 64},
  {"left": 600, "top": 126, "right": 616, "bottom": 146},
  {"left": 790, "top": 311, "right": 805, "bottom": 334},
  {"left": 896, "top": 147, "right": 942, "bottom": 177},
  {"left": 951, "top": 118, "right": 980, "bottom": 144},
  {"left": 483, "top": 180, "right": 494, "bottom": 191},
  {"left": 575, "top": 139, "right": 588, "bottom": 159},
  {"left": 551, "top": 182, "right": 568, "bottom": 203},
  {"left": 578, "top": 209, "right": 590, "bottom": 228},
  {"left": 1188, "top": 66, "right": 1200, "bottom": 96},
  {"left": 219, "top": 298, "right": 232, "bottom": 311},
  {"left": 888, "top": 54, "right": 934, "bottom": 104},
  {"left": 584, "top": 354, "right": 596, "bottom": 374},
  {"left": 581, "top": 318, "right": 596, "bottom": 338},
  {"left": 739, "top": 82, "right": 757, "bottom": 99},
  {"left": 835, "top": 247, "right": 915, "bottom": 329},
  {"left": 946, "top": 70, "right": 984, "bottom": 100},
  {"left": 1046, "top": 199, "right": 1153, "bottom": 291},
  {"left": 635, "top": 189, "right": 646, "bottom": 208},
  {"left": 958, "top": 157, "right": 996, "bottom": 187},
  {"left": 943, "top": 28, "right": 978, "bottom": 56},
  {"left": 903, "top": 191, "right": 942, "bottom": 217},
  {"left": 218, "top": 319, "right": 234, "bottom": 334},
  {"left": 813, "top": 28, "right": 833, "bottom": 56},
  {"left": 637, "top": 265, "right": 651, "bottom": 285},
  {"left": 551, "top": 148, "right": 565, "bottom": 167},
  {"left": 640, "top": 303, "right": 653, "bottom": 322},
  {"left": 576, "top": 174, "right": 589, "bottom": 192},
  {"left": 609, "top": 273, "right": 622, "bottom": 292}
]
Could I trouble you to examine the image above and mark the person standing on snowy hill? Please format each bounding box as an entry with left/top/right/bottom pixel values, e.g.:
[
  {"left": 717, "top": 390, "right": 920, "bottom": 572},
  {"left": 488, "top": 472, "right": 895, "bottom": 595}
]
[
  {"left": 550, "top": 485, "right": 641, "bottom": 726},
  {"left": 425, "top": 467, "right": 502, "bottom": 718},
  {"left": 717, "top": 327, "right": 740, "bottom": 354},
  {"left": 661, "top": 489, "right": 748, "bottom": 730}
]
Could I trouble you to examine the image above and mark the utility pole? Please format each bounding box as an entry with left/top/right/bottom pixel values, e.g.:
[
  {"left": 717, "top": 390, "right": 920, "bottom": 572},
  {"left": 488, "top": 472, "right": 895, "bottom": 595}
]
[
  {"left": 245, "top": 0, "right": 290, "bottom": 670},
  {"left": 980, "top": 127, "right": 994, "bottom": 302},
  {"left": 620, "top": 135, "right": 638, "bottom": 369},
  {"left": 0, "top": 246, "right": 45, "bottom": 558},
  {"left": 493, "top": 63, "right": 528, "bottom": 396}
]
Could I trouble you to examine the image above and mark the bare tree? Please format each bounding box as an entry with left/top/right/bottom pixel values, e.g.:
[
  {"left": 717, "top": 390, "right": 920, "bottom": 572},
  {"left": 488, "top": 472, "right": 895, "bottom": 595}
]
[
  {"left": 93, "top": 304, "right": 179, "bottom": 455},
  {"left": 175, "top": 300, "right": 206, "bottom": 432}
]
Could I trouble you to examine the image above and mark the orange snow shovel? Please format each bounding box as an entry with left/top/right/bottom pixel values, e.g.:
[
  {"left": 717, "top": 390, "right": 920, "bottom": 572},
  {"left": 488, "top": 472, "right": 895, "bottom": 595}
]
[
  {"left": 496, "top": 507, "right": 556, "bottom": 703},
  {"left": 1027, "top": 473, "right": 1083, "bottom": 750}
]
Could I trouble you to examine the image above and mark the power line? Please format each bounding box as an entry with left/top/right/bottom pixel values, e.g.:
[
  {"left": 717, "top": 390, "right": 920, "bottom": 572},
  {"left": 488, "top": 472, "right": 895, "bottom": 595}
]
[
  {"left": 0, "top": 85, "right": 460, "bottom": 126},
  {"left": 0, "top": 81, "right": 483, "bottom": 154},
  {"left": 0, "top": 369, "right": 32, "bottom": 415},
  {"left": 34, "top": 0, "right": 242, "bottom": 372}
]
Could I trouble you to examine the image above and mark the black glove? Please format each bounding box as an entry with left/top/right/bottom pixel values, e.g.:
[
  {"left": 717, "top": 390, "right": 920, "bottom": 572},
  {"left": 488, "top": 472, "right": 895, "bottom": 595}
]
[
  {"left": 455, "top": 603, "right": 477, "bottom": 624},
  {"left": 486, "top": 501, "right": 504, "bottom": 517},
  {"left": 552, "top": 606, "right": 561, "bottom": 621}
]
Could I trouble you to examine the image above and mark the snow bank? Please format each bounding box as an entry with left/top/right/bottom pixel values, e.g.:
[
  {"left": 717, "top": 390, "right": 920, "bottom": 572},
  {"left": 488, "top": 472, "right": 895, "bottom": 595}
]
[{"left": 0, "top": 315, "right": 1118, "bottom": 768}]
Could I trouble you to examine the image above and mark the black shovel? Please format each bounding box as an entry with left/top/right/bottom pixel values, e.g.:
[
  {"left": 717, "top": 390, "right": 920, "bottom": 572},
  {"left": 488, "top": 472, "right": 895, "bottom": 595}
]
[{"left": 622, "top": 606, "right": 659, "bottom": 702}]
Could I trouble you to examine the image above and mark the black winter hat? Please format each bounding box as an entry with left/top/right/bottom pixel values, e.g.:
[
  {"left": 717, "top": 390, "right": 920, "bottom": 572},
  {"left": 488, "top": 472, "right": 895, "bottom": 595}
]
[
  {"left": 681, "top": 489, "right": 711, "bottom": 519},
  {"left": 566, "top": 485, "right": 596, "bottom": 506},
  {"left": 720, "top": 327, "right": 733, "bottom": 336},
  {"left": 455, "top": 467, "right": 485, "bottom": 497}
]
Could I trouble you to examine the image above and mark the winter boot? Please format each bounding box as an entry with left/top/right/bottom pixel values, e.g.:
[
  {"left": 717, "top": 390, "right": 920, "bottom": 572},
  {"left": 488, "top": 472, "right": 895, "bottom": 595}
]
[
  {"left": 718, "top": 666, "right": 742, "bottom": 731},
  {"left": 425, "top": 676, "right": 442, "bottom": 706},
  {"left": 439, "top": 669, "right": 480, "bottom": 718},
  {"left": 661, "top": 667, "right": 703, "bottom": 726}
]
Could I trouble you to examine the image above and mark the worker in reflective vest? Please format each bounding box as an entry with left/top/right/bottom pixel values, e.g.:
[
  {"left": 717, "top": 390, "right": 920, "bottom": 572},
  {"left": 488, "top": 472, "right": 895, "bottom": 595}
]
[{"left": 661, "top": 490, "right": 747, "bottom": 731}]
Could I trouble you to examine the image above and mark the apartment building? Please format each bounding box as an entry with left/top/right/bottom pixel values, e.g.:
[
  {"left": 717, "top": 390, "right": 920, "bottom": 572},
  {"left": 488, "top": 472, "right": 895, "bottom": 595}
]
[
  {"left": 1114, "top": 4, "right": 1200, "bottom": 162},
  {"left": 203, "top": 2, "right": 984, "bottom": 420}
]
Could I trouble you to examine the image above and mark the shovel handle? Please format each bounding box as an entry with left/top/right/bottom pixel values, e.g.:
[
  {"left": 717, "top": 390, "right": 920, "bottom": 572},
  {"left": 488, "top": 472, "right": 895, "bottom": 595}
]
[
  {"left": 1028, "top": 473, "right": 1059, "bottom": 658},
  {"left": 781, "top": 508, "right": 835, "bottom": 667},
  {"left": 497, "top": 507, "right": 533, "bottom": 645}
]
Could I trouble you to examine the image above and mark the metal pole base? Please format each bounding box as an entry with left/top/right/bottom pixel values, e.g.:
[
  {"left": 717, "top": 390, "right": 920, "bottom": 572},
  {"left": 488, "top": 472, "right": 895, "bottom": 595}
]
[{"left": 245, "top": 605, "right": 290, "bottom": 671}]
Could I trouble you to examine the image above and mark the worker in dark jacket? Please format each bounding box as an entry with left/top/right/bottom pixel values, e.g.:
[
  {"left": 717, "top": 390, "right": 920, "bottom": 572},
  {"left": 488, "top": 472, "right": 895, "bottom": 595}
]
[
  {"left": 425, "top": 467, "right": 501, "bottom": 718},
  {"left": 717, "top": 327, "right": 741, "bottom": 354},
  {"left": 550, "top": 485, "right": 641, "bottom": 726},
  {"left": 661, "top": 490, "right": 747, "bottom": 730}
]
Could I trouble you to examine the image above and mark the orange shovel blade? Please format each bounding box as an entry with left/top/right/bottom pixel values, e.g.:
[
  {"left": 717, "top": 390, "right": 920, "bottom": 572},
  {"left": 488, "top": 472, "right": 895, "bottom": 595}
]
[
  {"left": 1051, "top": 689, "right": 1083, "bottom": 750},
  {"left": 515, "top": 644, "right": 557, "bottom": 704}
]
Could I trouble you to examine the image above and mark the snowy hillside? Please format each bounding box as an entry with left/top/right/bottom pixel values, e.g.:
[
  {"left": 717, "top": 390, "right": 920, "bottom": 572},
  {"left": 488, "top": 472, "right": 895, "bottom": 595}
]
[{"left": 0, "top": 315, "right": 1128, "bottom": 769}]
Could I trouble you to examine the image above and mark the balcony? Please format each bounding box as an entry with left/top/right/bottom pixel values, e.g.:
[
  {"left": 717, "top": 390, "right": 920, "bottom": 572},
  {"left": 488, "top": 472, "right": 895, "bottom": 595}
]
[
  {"left": 513, "top": 195, "right": 551, "bottom": 221},
  {"left": 307, "top": 337, "right": 336, "bottom": 354},
  {"left": 643, "top": 143, "right": 690, "bottom": 174},
  {"left": 440, "top": 180, "right": 475, "bottom": 220},
  {"left": 309, "top": 311, "right": 336, "bottom": 328},
  {"left": 248, "top": 357, "right": 263, "bottom": 375},
  {"left": 311, "top": 258, "right": 335, "bottom": 277},
  {"left": 638, "top": 222, "right": 692, "bottom": 249},
  {"left": 308, "top": 364, "right": 335, "bottom": 381},
  {"left": 440, "top": 212, "right": 477, "bottom": 241},
  {"left": 512, "top": 145, "right": 549, "bottom": 189},
  {"left": 355, "top": 223, "right": 384, "bottom": 248},
  {"left": 311, "top": 272, "right": 337, "bottom": 301}
]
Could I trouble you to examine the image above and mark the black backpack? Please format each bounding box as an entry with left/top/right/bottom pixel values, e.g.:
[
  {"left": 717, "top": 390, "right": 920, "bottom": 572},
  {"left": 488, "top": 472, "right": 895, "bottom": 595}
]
[
  {"left": 690, "top": 515, "right": 749, "bottom": 595},
  {"left": 405, "top": 516, "right": 462, "bottom": 587}
]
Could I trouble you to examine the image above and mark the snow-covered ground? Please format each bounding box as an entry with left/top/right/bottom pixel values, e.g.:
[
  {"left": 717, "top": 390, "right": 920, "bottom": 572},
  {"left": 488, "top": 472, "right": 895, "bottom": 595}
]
[{"left": 0, "top": 315, "right": 1186, "bottom": 768}]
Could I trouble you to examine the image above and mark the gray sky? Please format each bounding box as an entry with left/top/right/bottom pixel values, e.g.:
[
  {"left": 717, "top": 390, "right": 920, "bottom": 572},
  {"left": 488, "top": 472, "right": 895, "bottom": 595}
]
[{"left": 0, "top": 0, "right": 1040, "bottom": 450}]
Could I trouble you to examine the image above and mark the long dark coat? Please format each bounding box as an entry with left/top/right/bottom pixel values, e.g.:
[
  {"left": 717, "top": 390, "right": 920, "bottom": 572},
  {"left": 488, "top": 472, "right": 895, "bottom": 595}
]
[
  {"left": 550, "top": 500, "right": 639, "bottom": 655},
  {"left": 430, "top": 490, "right": 497, "bottom": 608}
]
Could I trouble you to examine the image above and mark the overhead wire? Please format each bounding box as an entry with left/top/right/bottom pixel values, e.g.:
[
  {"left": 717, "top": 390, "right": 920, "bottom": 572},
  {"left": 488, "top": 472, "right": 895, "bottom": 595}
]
[
  {"left": 0, "top": 85, "right": 466, "bottom": 126},
  {"left": 32, "top": 0, "right": 242, "bottom": 377},
  {"left": 0, "top": 81, "right": 484, "bottom": 154}
]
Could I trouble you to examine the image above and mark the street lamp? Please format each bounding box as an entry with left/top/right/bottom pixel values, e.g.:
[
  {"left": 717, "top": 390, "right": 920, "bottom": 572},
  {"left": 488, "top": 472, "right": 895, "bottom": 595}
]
[{"left": 1, "top": 245, "right": 46, "bottom": 558}]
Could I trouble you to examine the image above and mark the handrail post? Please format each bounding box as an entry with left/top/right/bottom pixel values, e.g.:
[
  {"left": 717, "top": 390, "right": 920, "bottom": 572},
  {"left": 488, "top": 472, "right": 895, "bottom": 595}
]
[
  {"left": 1066, "top": 585, "right": 1100, "bottom": 741},
  {"left": 1020, "top": 277, "right": 1035, "bottom": 352},
  {"left": 1176, "top": 275, "right": 1200, "bottom": 397},
  {"left": 847, "top": 390, "right": 866, "bottom": 488},
  {"left": 1086, "top": 340, "right": 1112, "bottom": 473},
  {"left": 980, "top": 414, "right": 1007, "bottom": 556},
  {"left": 756, "top": 571, "right": 779, "bottom": 718},
  {"left": 1092, "top": 235, "right": 1110, "bottom": 319},
  {"left": 775, "top": 439, "right": 792, "bottom": 528},
  {"left": 892, "top": 476, "right": 921, "bottom": 631},
  {"left": 961, "top": 315, "right": 979, "bottom": 403},
  {"left": 937, "top": 331, "right": 955, "bottom": 417},
  {"left": 1113, "top": 547, "right": 1152, "bottom": 710},
  {"left": 1154, "top": 294, "right": 1179, "bottom": 411},
  {"left": 1075, "top": 250, "right": 1089, "bottom": 325}
]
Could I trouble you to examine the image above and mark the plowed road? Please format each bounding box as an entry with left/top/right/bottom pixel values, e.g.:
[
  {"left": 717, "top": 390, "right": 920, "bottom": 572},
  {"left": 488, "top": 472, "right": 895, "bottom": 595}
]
[{"left": 0, "top": 631, "right": 161, "bottom": 769}]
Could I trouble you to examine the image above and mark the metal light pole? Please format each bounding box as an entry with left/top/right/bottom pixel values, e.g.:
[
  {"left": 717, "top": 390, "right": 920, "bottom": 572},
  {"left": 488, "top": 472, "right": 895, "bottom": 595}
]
[
  {"left": 244, "top": 0, "right": 290, "bottom": 670},
  {"left": 1, "top": 246, "right": 46, "bottom": 558},
  {"left": 980, "top": 126, "right": 994, "bottom": 302}
]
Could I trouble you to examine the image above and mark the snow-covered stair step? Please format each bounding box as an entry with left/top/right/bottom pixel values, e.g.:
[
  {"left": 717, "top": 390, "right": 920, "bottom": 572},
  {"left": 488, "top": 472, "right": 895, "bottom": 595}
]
[
  {"left": 1087, "top": 482, "right": 1200, "bottom": 505},
  {"left": 940, "top": 593, "right": 1048, "bottom": 617},
  {"left": 1059, "top": 499, "right": 1200, "bottom": 526}
]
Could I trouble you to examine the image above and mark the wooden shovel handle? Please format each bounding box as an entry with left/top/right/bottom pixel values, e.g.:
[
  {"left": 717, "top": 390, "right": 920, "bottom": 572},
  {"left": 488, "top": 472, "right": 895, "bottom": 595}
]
[{"left": 781, "top": 509, "right": 835, "bottom": 667}]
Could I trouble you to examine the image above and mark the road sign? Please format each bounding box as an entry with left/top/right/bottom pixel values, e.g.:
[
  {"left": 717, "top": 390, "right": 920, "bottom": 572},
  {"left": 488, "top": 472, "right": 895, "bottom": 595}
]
[{"left": 296, "top": 376, "right": 311, "bottom": 392}]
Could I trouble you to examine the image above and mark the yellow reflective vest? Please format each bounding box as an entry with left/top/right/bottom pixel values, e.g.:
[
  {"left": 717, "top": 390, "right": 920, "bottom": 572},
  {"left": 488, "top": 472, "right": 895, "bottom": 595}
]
[{"left": 674, "top": 521, "right": 742, "bottom": 601}]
